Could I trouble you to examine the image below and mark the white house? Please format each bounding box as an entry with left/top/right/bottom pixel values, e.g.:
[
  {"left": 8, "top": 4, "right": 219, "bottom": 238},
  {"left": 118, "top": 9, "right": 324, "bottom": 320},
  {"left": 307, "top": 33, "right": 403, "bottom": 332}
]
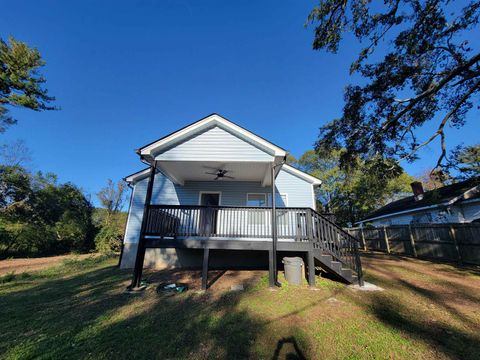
[
  {"left": 120, "top": 113, "right": 364, "bottom": 290},
  {"left": 358, "top": 178, "right": 480, "bottom": 227}
]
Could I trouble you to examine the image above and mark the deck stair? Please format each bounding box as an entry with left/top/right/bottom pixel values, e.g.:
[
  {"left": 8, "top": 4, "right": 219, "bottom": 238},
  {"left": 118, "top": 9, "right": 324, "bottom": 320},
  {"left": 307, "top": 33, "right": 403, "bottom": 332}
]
[{"left": 307, "top": 210, "right": 364, "bottom": 286}]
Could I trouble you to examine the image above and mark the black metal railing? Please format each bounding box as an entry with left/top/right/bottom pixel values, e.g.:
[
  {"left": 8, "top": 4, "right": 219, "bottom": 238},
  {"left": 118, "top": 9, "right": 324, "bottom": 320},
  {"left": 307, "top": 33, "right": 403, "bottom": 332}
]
[
  {"left": 310, "top": 209, "right": 364, "bottom": 284},
  {"left": 144, "top": 205, "right": 363, "bottom": 283},
  {"left": 145, "top": 205, "right": 311, "bottom": 241}
]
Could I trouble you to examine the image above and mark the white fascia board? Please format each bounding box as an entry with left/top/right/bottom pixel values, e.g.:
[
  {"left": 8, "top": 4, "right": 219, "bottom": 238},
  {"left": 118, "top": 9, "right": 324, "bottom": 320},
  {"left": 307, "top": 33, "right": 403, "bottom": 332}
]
[
  {"left": 357, "top": 203, "right": 446, "bottom": 224},
  {"left": 124, "top": 168, "right": 150, "bottom": 184},
  {"left": 282, "top": 164, "right": 322, "bottom": 185},
  {"left": 124, "top": 166, "right": 184, "bottom": 186},
  {"left": 139, "top": 114, "right": 287, "bottom": 158}
]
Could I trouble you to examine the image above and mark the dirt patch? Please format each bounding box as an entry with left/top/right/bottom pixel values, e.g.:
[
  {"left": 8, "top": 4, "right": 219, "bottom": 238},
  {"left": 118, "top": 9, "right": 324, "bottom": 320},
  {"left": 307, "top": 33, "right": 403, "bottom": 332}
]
[
  {"left": 0, "top": 254, "right": 100, "bottom": 276},
  {"left": 142, "top": 268, "right": 265, "bottom": 295}
]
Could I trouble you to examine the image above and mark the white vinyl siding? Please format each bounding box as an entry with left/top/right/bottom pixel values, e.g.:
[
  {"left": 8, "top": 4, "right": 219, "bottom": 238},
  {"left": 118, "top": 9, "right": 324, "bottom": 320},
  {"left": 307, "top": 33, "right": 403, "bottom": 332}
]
[
  {"left": 123, "top": 167, "right": 315, "bottom": 245},
  {"left": 155, "top": 125, "right": 273, "bottom": 162}
]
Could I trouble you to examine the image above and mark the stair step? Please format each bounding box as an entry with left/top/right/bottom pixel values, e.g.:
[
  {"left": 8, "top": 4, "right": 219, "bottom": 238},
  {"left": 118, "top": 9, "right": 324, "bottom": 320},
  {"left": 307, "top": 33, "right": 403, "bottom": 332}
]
[
  {"left": 341, "top": 268, "right": 352, "bottom": 281},
  {"left": 313, "top": 251, "right": 356, "bottom": 285},
  {"left": 330, "top": 261, "right": 342, "bottom": 272},
  {"left": 318, "top": 254, "right": 332, "bottom": 265}
]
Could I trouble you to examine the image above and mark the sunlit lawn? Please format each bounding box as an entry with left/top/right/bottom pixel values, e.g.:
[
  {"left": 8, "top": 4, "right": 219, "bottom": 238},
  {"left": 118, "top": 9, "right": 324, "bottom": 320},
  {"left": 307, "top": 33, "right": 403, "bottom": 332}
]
[{"left": 0, "top": 253, "right": 479, "bottom": 359}]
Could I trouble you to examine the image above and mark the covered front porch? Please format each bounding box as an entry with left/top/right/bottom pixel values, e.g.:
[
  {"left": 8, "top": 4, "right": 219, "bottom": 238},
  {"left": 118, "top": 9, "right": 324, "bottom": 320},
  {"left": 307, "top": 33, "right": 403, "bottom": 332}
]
[
  {"left": 128, "top": 154, "right": 296, "bottom": 288},
  {"left": 124, "top": 114, "right": 362, "bottom": 290}
]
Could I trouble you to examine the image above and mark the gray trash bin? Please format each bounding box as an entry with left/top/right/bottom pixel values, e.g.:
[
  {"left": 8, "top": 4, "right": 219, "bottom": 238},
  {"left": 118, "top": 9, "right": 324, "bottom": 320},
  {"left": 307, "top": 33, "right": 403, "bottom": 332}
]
[{"left": 282, "top": 257, "right": 304, "bottom": 285}]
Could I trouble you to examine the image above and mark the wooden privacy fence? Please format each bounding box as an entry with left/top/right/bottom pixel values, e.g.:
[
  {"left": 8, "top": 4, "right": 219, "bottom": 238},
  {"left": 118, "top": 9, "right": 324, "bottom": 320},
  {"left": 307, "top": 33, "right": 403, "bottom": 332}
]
[{"left": 346, "top": 223, "right": 480, "bottom": 265}]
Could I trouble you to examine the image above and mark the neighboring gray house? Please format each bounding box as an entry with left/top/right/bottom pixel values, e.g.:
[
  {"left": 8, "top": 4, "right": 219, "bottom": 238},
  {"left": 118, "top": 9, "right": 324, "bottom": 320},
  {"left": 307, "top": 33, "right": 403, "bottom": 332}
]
[
  {"left": 358, "top": 178, "right": 480, "bottom": 227},
  {"left": 120, "top": 113, "right": 364, "bottom": 290}
]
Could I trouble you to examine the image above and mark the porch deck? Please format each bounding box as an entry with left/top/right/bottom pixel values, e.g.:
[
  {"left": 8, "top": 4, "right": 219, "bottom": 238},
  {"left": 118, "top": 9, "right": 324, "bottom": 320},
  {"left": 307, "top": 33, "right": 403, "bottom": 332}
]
[{"left": 137, "top": 204, "right": 364, "bottom": 289}]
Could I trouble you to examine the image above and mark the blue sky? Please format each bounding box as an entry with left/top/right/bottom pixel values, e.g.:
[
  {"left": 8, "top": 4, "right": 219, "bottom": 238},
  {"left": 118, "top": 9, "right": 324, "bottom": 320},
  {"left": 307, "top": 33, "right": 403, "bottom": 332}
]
[{"left": 2, "top": 0, "right": 478, "bottom": 207}]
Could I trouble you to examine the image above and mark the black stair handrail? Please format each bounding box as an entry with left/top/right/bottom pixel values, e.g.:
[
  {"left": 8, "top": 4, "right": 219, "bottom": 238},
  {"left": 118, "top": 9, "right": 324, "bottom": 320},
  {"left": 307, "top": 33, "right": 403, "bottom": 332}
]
[{"left": 310, "top": 210, "right": 364, "bottom": 286}]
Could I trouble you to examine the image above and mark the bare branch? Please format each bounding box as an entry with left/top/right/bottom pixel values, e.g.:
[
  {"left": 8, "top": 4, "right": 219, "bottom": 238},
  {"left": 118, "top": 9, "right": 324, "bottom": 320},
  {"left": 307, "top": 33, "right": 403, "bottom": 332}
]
[
  {"left": 382, "top": 52, "right": 480, "bottom": 130},
  {"left": 399, "top": 78, "right": 480, "bottom": 162}
]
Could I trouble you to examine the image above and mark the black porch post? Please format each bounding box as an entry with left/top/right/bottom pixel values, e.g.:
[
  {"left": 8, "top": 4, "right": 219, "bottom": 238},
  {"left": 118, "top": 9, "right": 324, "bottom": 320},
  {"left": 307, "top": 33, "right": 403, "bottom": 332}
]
[
  {"left": 270, "top": 163, "right": 278, "bottom": 287},
  {"left": 129, "top": 160, "right": 157, "bottom": 290},
  {"left": 201, "top": 247, "right": 210, "bottom": 290}
]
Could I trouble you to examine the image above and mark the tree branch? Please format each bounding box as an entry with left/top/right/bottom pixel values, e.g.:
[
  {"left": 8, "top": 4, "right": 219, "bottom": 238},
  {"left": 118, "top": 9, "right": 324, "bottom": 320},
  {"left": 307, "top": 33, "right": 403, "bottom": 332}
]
[
  {"left": 399, "top": 78, "right": 480, "bottom": 163},
  {"left": 382, "top": 52, "right": 480, "bottom": 130}
]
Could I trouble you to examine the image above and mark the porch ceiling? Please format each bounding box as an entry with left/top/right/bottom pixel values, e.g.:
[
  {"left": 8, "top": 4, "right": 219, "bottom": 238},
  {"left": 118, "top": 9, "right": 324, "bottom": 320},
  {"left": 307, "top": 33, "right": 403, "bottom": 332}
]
[{"left": 156, "top": 161, "right": 273, "bottom": 186}]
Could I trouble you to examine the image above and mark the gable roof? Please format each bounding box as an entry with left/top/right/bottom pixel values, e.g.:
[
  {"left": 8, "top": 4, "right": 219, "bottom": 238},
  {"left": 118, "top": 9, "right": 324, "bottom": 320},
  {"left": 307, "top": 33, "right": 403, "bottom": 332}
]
[
  {"left": 360, "top": 177, "right": 480, "bottom": 223},
  {"left": 282, "top": 164, "right": 322, "bottom": 185},
  {"left": 137, "top": 113, "right": 287, "bottom": 158}
]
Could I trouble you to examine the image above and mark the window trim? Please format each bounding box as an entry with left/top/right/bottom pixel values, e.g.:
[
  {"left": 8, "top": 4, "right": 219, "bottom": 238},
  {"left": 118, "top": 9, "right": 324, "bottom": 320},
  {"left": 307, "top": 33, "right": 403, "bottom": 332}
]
[
  {"left": 267, "top": 193, "right": 289, "bottom": 207},
  {"left": 246, "top": 193, "right": 267, "bottom": 207}
]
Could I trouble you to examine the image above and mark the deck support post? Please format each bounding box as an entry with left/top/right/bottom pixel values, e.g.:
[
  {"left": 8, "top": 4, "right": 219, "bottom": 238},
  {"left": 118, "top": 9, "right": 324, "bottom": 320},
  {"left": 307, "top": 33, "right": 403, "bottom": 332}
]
[
  {"left": 268, "top": 249, "right": 275, "bottom": 287},
  {"left": 129, "top": 160, "right": 157, "bottom": 290},
  {"left": 202, "top": 247, "right": 210, "bottom": 290},
  {"left": 270, "top": 162, "right": 281, "bottom": 287},
  {"left": 308, "top": 251, "right": 316, "bottom": 287}
]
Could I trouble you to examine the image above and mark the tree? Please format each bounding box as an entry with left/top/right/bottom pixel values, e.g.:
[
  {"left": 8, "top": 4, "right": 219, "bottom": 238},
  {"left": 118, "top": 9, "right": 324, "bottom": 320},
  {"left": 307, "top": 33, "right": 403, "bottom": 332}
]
[
  {"left": 0, "top": 36, "right": 55, "bottom": 133},
  {"left": 94, "top": 179, "right": 128, "bottom": 253},
  {"left": 308, "top": 1, "right": 480, "bottom": 172},
  {"left": 297, "top": 149, "right": 345, "bottom": 211},
  {"left": 0, "top": 140, "right": 32, "bottom": 167},
  {"left": 0, "top": 165, "right": 31, "bottom": 214},
  {"left": 0, "top": 166, "right": 95, "bottom": 257},
  {"left": 415, "top": 168, "right": 449, "bottom": 190},
  {"left": 450, "top": 144, "right": 480, "bottom": 179},
  {"left": 97, "top": 179, "right": 127, "bottom": 217},
  {"left": 296, "top": 149, "right": 414, "bottom": 225}
]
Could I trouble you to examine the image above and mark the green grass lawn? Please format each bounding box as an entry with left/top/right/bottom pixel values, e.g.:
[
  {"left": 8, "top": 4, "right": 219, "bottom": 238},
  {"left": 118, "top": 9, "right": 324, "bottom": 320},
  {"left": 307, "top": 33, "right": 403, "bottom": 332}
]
[{"left": 0, "top": 254, "right": 479, "bottom": 359}]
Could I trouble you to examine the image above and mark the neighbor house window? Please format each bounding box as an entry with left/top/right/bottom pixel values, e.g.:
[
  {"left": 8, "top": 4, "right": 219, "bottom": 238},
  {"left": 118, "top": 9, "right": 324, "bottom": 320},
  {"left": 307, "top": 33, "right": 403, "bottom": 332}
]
[{"left": 247, "top": 194, "right": 267, "bottom": 224}]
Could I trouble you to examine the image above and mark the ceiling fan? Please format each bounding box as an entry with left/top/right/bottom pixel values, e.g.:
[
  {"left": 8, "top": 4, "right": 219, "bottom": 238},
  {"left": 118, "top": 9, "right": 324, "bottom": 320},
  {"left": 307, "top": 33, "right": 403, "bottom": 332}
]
[{"left": 205, "top": 169, "right": 234, "bottom": 180}]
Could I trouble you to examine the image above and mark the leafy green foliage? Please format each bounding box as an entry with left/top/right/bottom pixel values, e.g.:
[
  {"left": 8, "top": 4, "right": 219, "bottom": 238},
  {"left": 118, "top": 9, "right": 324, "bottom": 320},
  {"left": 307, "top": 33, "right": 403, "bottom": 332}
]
[
  {"left": 0, "top": 165, "right": 31, "bottom": 212},
  {"left": 0, "top": 36, "right": 55, "bottom": 132},
  {"left": 97, "top": 179, "right": 127, "bottom": 214},
  {"left": 296, "top": 149, "right": 414, "bottom": 225},
  {"left": 308, "top": 1, "right": 480, "bottom": 172},
  {"left": 94, "top": 180, "right": 128, "bottom": 253},
  {"left": 93, "top": 208, "right": 126, "bottom": 253},
  {"left": 450, "top": 144, "right": 480, "bottom": 179},
  {"left": 0, "top": 166, "right": 95, "bottom": 257}
]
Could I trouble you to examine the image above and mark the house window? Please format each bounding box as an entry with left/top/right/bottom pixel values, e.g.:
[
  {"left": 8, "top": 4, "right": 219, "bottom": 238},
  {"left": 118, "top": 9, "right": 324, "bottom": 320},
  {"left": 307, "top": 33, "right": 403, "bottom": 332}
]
[
  {"left": 267, "top": 193, "right": 288, "bottom": 225},
  {"left": 247, "top": 194, "right": 267, "bottom": 224},
  {"left": 267, "top": 193, "right": 288, "bottom": 207},
  {"left": 247, "top": 194, "right": 267, "bottom": 207}
]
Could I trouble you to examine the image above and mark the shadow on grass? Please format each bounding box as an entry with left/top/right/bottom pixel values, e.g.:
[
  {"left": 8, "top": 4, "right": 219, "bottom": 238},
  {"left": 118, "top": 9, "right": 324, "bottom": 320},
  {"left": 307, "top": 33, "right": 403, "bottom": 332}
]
[
  {"left": 0, "top": 264, "right": 263, "bottom": 359},
  {"left": 272, "top": 337, "right": 307, "bottom": 360},
  {"left": 356, "top": 256, "right": 480, "bottom": 360},
  {"left": 361, "top": 251, "right": 480, "bottom": 276},
  {"left": 362, "top": 294, "right": 480, "bottom": 360}
]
